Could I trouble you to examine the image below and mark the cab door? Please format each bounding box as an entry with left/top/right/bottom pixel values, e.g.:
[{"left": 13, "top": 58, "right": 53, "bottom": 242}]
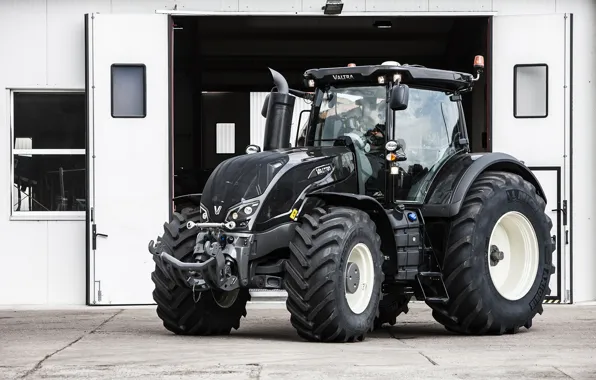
[
  {"left": 85, "top": 13, "right": 172, "bottom": 304},
  {"left": 491, "top": 13, "right": 571, "bottom": 303}
]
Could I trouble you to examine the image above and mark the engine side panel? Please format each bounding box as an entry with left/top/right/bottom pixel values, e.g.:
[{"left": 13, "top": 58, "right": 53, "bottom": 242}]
[{"left": 254, "top": 148, "right": 358, "bottom": 231}]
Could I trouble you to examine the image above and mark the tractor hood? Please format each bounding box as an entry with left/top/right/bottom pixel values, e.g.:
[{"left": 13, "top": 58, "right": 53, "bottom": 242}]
[
  {"left": 199, "top": 146, "right": 357, "bottom": 226},
  {"left": 200, "top": 150, "right": 289, "bottom": 222}
]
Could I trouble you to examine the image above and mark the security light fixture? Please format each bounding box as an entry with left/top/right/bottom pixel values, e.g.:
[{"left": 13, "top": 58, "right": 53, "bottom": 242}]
[{"left": 323, "top": 0, "right": 343, "bottom": 15}]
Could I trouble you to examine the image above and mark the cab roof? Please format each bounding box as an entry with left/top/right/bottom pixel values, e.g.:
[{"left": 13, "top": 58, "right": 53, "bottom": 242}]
[{"left": 303, "top": 63, "right": 476, "bottom": 93}]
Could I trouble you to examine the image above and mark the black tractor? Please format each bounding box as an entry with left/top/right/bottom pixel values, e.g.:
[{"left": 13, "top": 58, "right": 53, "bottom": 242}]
[{"left": 149, "top": 57, "right": 555, "bottom": 342}]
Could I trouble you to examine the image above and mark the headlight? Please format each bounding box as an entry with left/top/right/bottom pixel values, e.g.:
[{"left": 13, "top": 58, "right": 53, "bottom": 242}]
[
  {"left": 385, "top": 140, "right": 399, "bottom": 151},
  {"left": 226, "top": 201, "right": 260, "bottom": 223}
]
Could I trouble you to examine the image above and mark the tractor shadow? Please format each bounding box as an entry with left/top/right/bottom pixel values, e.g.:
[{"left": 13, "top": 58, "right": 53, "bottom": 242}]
[
  {"left": 230, "top": 318, "right": 461, "bottom": 343},
  {"left": 229, "top": 315, "right": 314, "bottom": 342},
  {"left": 368, "top": 322, "right": 455, "bottom": 340}
]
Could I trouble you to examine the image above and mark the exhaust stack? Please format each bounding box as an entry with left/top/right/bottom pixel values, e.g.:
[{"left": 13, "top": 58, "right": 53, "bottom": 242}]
[{"left": 262, "top": 68, "right": 295, "bottom": 151}]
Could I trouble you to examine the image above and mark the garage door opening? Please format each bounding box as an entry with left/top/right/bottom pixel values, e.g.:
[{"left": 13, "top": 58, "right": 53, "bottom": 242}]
[{"left": 170, "top": 15, "right": 490, "bottom": 208}]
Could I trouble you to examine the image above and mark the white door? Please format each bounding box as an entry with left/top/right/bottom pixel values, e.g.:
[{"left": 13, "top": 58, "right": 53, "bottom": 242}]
[
  {"left": 492, "top": 14, "right": 571, "bottom": 303},
  {"left": 86, "top": 13, "right": 171, "bottom": 304}
]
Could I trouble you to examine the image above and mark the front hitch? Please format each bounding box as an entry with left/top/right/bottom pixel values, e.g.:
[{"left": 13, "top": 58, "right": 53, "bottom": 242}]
[{"left": 150, "top": 239, "right": 240, "bottom": 292}]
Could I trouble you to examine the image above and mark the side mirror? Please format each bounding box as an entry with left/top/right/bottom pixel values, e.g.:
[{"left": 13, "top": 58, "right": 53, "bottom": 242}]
[
  {"left": 246, "top": 144, "right": 261, "bottom": 154},
  {"left": 261, "top": 94, "right": 270, "bottom": 118},
  {"left": 389, "top": 84, "right": 409, "bottom": 111}
]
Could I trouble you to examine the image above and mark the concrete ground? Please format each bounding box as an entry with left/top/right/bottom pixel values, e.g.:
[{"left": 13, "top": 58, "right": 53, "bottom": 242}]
[{"left": 1, "top": 302, "right": 595, "bottom": 380}]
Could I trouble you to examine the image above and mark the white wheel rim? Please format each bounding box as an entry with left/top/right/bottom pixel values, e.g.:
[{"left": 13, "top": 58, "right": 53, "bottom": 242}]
[
  {"left": 488, "top": 211, "right": 540, "bottom": 301},
  {"left": 212, "top": 288, "right": 239, "bottom": 308},
  {"left": 344, "top": 243, "right": 375, "bottom": 314}
]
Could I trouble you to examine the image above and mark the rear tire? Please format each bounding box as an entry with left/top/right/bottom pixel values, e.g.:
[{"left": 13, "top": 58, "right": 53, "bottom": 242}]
[
  {"left": 284, "top": 206, "right": 383, "bottom": 342},
  {"left": 428, "top": 171, "right": 555, "bottom": 334},
  {"left": 150, "top": 208, "right": 250, "bottom": 335}
]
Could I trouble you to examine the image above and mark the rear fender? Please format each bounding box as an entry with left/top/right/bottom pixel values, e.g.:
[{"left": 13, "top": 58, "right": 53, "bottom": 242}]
[
  {"left": 304, "top": 192, "right": 397, "bottom": 270},
  {"left": 423, "top": 152, "right": 547, "bottom": 218}
]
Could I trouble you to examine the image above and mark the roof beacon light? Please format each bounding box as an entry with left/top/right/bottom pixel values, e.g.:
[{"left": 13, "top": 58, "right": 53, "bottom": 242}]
[
  {"left": 382, "top": 61, "right": 400, "bottom": 66},
  {"left": 474, "top": 55, "right": 485, "bottom": 70},
  {"left": 473, "top": 55, "right": 485, "bottom": 82},
  {"left": 347, "top": 63, "right": 356, "bottom": 67}
]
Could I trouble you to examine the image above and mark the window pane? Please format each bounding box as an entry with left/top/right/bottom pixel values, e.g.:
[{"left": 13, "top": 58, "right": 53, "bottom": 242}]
[
  {"left": 514, "top": 64, "right": 548, "bottom": 118},
  {"left": 216, "top": 123, "right": 235, "bottom": 154},
  {"left": 13, "top": 92, "right": 85, "bottom": 149},
  {"left": 13, "top": 154, "right": 86, "bottom": 212},
  {"left": 111, "top": 64, "right": 146, "bottom": 118}
]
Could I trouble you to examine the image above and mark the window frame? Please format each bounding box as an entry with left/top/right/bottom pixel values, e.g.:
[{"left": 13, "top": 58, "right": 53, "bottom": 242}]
[
  {"left": 9, "top": 88, "right": 86, "bottom": 221},
  {"left": 513, "top": 63, "right": 549, "bottom": 119}
]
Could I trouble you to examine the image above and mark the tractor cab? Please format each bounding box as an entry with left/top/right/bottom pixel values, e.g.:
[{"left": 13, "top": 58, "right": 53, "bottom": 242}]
[{"left": 296, "top": 61, "right": 478, "bottom": 205}]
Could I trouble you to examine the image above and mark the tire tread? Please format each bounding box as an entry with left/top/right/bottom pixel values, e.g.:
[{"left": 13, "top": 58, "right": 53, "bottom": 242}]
[
  {"left": 428, "top": 171, "right": 555, "bottom": 335},
  {"left": 284, "top": 206, "right": 382, "bottom": 342},
  {"left": 150, "top": 208, "right": 250, "bottom": 336}
]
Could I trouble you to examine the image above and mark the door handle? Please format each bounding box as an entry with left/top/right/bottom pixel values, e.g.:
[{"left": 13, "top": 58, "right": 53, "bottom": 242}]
[
  {"left": 92, "top": 224, "right": 108, "bottom": 250},
  {"left": 551, "top": 200, "right": 568, "bottom": 226}
]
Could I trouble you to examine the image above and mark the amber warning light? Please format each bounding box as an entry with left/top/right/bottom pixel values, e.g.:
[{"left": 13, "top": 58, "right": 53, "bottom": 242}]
[
  {"left": 474, "top": 55, "right": 485, "bottom": 70},
  {"left": 472, "top": 55, "right": 485, "bottom": 82}
]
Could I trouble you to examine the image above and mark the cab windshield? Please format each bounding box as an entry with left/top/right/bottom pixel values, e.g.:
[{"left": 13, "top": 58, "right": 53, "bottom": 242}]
[
  {"left": 301, "top": 84, "right": 463, "bottom": 203},
  {"left": 309, "top": 85, "right": 388, "bottom": 149}
]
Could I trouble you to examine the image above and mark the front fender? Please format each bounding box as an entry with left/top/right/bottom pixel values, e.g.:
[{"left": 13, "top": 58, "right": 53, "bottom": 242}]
[
  {"left": 304, "top": 192, "right": 397, "bottom": 272},
  {"left": 422, "top": 152, "right": 547, "bottom": 218},
  {"left": 172, "top": 193, "right": 202, "bottom": 211}
]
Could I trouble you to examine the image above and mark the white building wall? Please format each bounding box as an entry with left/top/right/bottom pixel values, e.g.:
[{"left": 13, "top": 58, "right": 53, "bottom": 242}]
[{"left": 0, "top": 0, "right": 595, "bottom": 305}]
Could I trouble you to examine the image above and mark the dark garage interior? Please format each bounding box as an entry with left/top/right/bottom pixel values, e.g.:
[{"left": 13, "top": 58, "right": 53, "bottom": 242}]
[{"left": 171, "top": 15, "right": 490, "bottom": 201}]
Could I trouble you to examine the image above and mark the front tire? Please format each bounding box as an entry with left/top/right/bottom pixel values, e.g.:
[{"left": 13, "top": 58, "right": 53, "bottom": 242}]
[
  {"left": 284, "top": 206, "right": 383, "bottom": 342},
  {"left": 428, "top": 171, "right": 555, "bottom": 334},
  {"left": 150, "top": 208, "right": 250, "bottom": 335}
]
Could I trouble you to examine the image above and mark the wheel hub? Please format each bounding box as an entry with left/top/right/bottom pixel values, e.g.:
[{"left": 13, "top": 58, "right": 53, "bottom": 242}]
[
  {"left": 487, "top": 211, "right": 540, "bottom": 301},
  {"left": 212, "top": 288, "right": 239, "bottom": 309},
  {"left": 490, "top": 244, "right": 505, "bottom": 266},
  {"left": 345, "top": 262, "right": 360, "bottom": 294},
  {"left": 344, "top": 243, "right": 375, "bottom": 314}
]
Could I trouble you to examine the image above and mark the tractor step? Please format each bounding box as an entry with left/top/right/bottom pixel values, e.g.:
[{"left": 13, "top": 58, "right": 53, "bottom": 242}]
[{"left": 416, "top": 271, "right": 449, "bottom": 304}]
